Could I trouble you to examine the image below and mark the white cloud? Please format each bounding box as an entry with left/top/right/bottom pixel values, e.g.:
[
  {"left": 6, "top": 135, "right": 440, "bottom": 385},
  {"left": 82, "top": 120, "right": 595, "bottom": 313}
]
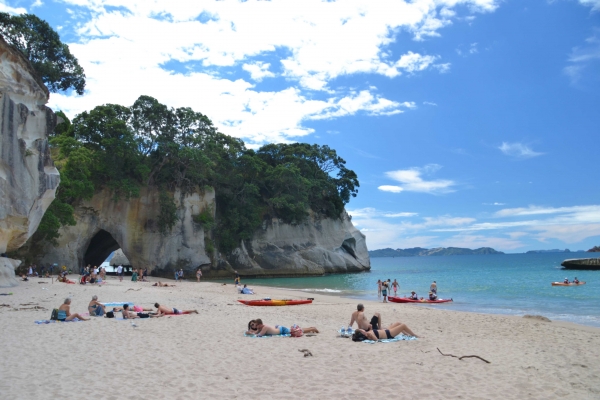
[
  {"left": 579, "top": 0, "right": 600, "bottom": 12},
  {"left": 564, "top": 31, "right": 600, "bottom": 84},
  {"left": 41, "top": 0, "right": 502, "bottom": 145},
  {"left": 423, "top": 101, "right": 438, "bottom": 106},
  {"left": 498, "top": 142, "right": 543, "bottom": 158},
  {"left": 0, "top": 1, "right": 26, "bottom": 14},
  {"left": 381, "top": 164, "right": 456, "bottom": 194},
  {"left": 242, "top": 62, "right": 275, "bottom": 81},
  {"left": 440, "top": 234, "right": 525, "bottom": 250},
  {"left": 378, "top": 185, "right": 403, "bottom": 193},
  {"left": 483, "top": 202, "right": 505, "bottom": 206},
  {"left": 383, "top": 212, "right": 419, "bottom": 218}
]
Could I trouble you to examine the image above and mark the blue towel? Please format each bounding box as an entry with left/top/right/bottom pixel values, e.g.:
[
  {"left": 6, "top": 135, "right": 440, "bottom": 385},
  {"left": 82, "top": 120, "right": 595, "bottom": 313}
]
[
  {"left": 35, "top": 318, "right": 81, "bottom": 324},
  {"left": 362, "top": 334, "right": 417, "bottom": 344},
  {"left": 244, "top": 332, "right": 290, "bottom": 338}
]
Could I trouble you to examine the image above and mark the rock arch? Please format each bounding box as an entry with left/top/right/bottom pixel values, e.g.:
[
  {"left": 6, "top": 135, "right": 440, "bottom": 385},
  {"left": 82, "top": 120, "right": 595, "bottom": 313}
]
[{"left": 83, "top": 229, "right": 121, "bottom": 268}]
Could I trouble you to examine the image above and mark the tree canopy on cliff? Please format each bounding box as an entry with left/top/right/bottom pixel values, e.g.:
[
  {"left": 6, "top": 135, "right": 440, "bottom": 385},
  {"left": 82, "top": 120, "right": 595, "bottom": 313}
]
[
  {"left": 0, "top": 12, "right": 86, "bottom": 94},
  {"left": 42, "top": 96, "right": 359, "bottom": 253}
]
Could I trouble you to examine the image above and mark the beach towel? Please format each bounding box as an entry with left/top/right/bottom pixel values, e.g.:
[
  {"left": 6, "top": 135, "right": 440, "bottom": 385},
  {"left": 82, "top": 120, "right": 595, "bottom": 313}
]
[
  {"left": 244, "top": 332, "right": 291, "bottom": 338},
  {"left": 34, "top": 318, "right": 82, "bottom": 324},
  {"left": 361, "top": 334, "right": 417, "bottom": 344}
]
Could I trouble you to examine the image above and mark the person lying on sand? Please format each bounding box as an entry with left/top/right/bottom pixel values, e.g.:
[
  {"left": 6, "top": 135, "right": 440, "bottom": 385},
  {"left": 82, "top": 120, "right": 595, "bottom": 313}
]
[
  {"left": 57, "top": 298, "right": 89, "bottom": 321},
  {"left": 246, "top": 319, "right": 260, "bottom": 335},
  {"left": 352, "top": 322, "right": 418, "bottom": 341},
  {"left": 152, "top": 282, "right": 176, "bottom": 287},
  {"left": 154, "top": 303, "right": 198, "bottom": 316},
  {"left": 349, "top": 304, "right": 381, "bottom": 332},
  {"left": 239, "top": 284, "right": 255, "bottom": 294},
  {"left": 254, "top": 319, "right": 290, "bottom": 336},
  {"left": 121, "top": 304, "right": 160, "bottom": 319}
]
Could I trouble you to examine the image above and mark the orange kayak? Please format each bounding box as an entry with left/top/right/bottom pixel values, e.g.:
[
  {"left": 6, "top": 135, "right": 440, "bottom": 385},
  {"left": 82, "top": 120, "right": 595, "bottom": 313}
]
[
  {"left": 238, "top": 299, "right": 313, "bottom": 306},
  {"left": 551, "top": 282, "right": 586, "bottom": 286}
]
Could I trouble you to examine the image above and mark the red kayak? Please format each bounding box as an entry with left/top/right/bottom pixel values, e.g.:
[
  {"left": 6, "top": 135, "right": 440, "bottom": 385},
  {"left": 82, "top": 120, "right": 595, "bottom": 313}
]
[
  {"left": 388, "top": 296, "right": 453, "bottom": 304},
  {"left": 238, "top": 299, "right": 313, "bottom": 306},
  {"left": 551, "top": 281, "right": 586, "bottom": 286}
]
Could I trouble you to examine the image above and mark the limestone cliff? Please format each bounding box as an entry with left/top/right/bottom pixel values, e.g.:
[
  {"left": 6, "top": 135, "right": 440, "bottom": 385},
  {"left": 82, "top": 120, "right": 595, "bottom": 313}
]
[
  {"left": 38, "top": 186, "right": 370, "bottom": 278},
  {"left": 38, "top": 188, "right": 214, "bottom": 274},
  {"left": 225, "top": 212, "right": 369, "bottom": 277},
  {"left": 0, "top": 37, "right": 60, "bottom": 287}
]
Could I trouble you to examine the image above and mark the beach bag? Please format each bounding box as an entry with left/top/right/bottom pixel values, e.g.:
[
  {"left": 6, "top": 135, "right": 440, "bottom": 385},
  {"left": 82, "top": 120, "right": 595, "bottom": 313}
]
[
  {"left": 105, "top": 311, "right": 114, "bottom": 318},
  {"left": 290, "top": 324, "right": 303, "bottom": 337},
  {"left": 50, "top": 309, "right": 59, "bottom": 320}
]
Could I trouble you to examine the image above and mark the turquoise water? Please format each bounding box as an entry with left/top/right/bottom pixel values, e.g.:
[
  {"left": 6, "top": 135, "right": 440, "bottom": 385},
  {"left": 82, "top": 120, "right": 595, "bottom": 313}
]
[{"left": 235, "top": 253, "right": 600, "bottom": 327}]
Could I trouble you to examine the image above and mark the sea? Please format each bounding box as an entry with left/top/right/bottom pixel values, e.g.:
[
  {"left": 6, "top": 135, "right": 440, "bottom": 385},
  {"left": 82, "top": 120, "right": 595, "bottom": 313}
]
[{"left": 234, "top": 253, "right": 600, "bottom": 328}]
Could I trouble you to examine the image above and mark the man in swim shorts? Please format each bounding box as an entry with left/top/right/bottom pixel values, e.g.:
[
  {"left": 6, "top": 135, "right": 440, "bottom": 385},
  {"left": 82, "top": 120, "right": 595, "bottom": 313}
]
[
  {"left": 154, "top": 303, "right": 198, "bottom": 316},
  {"left": 254, "top": 319, "right": 290, "bottom": 337},
  {"left": 349, "top": 304, "right": 382, "bottom": 332}
]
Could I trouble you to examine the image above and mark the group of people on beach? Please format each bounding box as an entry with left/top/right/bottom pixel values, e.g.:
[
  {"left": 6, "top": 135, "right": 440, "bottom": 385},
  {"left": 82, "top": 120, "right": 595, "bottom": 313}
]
[
  {"left": 349, "top": 303, "right": 419, "bottom": 341},
  {"left": 53, "top": 295, "right": 198, "bottom": 322},
  {"left": 378, "top": 279, "right": 440, "bottom": 302}
]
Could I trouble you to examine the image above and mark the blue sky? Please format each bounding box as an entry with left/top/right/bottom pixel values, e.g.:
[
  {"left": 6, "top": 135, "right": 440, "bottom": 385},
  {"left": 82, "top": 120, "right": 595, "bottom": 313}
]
[{"left": 2, "top": 0, "right": 600, "bottom": 252}]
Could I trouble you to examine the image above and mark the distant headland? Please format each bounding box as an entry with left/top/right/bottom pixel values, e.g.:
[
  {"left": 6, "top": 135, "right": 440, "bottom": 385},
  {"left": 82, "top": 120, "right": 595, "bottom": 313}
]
[
  {"left": 369, "top": 247, "right": 504, "bottom": 258},
  {"left": 526, "top": 249, "right": 585, "bottom": 254}
]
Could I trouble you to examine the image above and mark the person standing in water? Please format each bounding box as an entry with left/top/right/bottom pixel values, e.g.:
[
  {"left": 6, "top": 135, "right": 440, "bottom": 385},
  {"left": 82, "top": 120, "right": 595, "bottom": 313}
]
[
  {"left": 430, "top": 281, "right": 437, "bottom": 294},
  {"left": 392, "top": 279, "right": 399, "bottom": 297},
  {"left": 381, "top": 281, "right": 388, "bottom": 303},
  {"left": 377, "top": 280, "right": 382, "bottom": 298}
]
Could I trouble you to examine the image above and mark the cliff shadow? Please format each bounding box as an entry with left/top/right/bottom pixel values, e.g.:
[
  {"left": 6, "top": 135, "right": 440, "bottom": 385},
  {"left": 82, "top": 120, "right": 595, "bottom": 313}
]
[{"left": 84, "top": 229, "right": 121, "bottom": 267}]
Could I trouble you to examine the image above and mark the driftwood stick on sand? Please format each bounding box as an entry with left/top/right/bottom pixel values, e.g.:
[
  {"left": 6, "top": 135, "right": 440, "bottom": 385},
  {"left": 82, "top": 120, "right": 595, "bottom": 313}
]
[
  {"left": 126, "top": 288, "right": 142, "bottom": 292},
  {"left": 298, "top": 349, "right": 313, "bottom": 357},
  {"left": 437, "top": 348, "right": 490, "bottom": 364}
]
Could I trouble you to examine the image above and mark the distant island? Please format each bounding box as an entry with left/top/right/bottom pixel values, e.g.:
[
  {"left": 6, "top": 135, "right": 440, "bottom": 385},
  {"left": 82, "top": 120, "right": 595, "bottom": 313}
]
[
  {"left": 589, "top": 246, "right": 600, "bottom": 253},
  {"left": 526, "top": 249, "right": 584, "bottom": 254},
  {"left": 369, "top": 247, "right": 504, "bottom": 258}
]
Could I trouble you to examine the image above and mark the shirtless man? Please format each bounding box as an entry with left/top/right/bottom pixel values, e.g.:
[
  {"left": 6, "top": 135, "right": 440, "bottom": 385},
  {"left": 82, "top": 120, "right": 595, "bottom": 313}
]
[
  {"left": 154, "top": 303, "right": 198, "bottom": 316},
  {"left": 121, "top": 304, "right": 160, "bottom": 319},
  {"left": 254, "top": 319, "right": 290, "bottom": 337},
  {"left": 349, "top": 304, "right": 381, "bottom": 331}
]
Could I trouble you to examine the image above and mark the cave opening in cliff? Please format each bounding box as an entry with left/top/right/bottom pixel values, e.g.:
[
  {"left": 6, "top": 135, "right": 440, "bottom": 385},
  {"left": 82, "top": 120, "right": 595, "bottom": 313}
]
[{"left": 83, "top": 229, "right": 122, "bottom": 268}]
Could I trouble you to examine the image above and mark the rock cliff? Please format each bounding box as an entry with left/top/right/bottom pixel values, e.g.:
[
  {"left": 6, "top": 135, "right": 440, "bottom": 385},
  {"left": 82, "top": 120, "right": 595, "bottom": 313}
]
[
  {"left": 38, "top": 187, "right": 370, "bottom": 278},
  {"left": 0, "top": 37, "right": 60, "bottom": 287},
  {"left": 38, "top": 188, "right": 214, "bottom": 275}
]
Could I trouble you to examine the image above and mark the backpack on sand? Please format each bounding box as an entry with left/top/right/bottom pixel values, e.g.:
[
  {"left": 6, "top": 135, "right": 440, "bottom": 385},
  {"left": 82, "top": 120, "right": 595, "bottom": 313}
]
[{"left": 50, "top": 309, "right": 59, "bottom": 321}]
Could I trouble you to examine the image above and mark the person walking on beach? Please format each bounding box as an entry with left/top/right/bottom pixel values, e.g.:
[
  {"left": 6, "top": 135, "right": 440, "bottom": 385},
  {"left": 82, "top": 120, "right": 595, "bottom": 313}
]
[
  {"left": 178, "top": 269, "right": 184, "bottom": 281},
  {"left": 234, "top": 270, "right": 240, "bottom": 285},
  {"left": 377, "top": 280, "right": 382, "bottom": 298},
  {"left": 392, "top": 279, "right": 399, "bottom": 297},
  {"left": 430, "top": 281, "right": 437, "bottom": 294},
  {"left": 381, "top": 281, "right": 388, "bottom": 303},
  {"left": 349, "top": 304, "right": 382, "bottom": 331},
  {"left": 196, "top": 268, "right": 202, "bottom": 282},
  {"left": 117, "top": 264, "right": 123, "bottom": 282}
]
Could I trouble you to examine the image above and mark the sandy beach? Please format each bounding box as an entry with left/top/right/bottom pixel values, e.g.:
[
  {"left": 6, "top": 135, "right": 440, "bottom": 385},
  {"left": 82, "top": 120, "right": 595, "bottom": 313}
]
[{"left": 0, "top": 275, "right": 599, "bottom": 400}]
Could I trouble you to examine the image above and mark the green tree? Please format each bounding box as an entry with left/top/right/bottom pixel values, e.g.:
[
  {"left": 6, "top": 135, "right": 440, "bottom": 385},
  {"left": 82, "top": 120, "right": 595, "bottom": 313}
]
[{"left": 0, "top": 12, "right": 86, "bottom": 94}]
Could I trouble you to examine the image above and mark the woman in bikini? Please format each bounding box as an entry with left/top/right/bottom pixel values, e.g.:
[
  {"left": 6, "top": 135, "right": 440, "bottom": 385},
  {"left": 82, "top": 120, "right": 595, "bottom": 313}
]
[
  {"left": 57, "top": 298, "right": 89, "bottom": 321},
  {"left": 352, "top": 321, "right": 418, "bottom": 341}
]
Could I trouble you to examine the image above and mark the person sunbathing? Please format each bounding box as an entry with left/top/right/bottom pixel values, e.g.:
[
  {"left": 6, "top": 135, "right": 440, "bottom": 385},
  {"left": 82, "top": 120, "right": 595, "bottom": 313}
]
[
  {"left": 154, "top": 303, "right": 198, "bottom": 316},
  {"left": 254, "top": 319, "right": 290, "bottom": 336},
  {"left": 246, "top": 319, "right": 260, "bottom": 335},
  {"left": 349, "top": 303, "right": 381, "bottom": 332},
  {"left": 352, "top": 321, "right": 418, "bottom": 341},
  {"left": 121, "top": 304, "right": 160, "bottom": 319},
  {"left": 240, "top": 284, "right": 255, "bottom": 294},
  {"left": 57, "top": 298, "right": 89, "bottom": 321},
  {"left": 152, "top": 282, "right": 176, "bottom": 287},
  {"left": 88, "top": 295, "right": 106, "bottom": 316}
]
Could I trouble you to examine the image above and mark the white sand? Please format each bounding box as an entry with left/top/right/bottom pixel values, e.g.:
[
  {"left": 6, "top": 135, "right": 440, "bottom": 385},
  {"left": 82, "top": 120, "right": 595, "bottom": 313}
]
[{"left": 1, "top": 275, "right": 599, "bottom": 399}]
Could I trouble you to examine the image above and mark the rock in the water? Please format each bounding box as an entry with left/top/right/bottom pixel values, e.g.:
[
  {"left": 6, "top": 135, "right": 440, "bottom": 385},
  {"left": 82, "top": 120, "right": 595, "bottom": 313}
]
[{"left": 0, "top": 37, "right": 59, "bottom": 287}]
